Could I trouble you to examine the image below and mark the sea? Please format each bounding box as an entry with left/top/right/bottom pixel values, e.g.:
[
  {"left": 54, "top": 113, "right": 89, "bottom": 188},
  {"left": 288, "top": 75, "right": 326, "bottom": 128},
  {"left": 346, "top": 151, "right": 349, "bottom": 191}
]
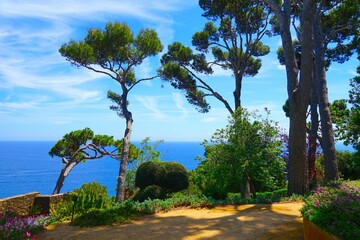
[
  {"left": 0, "top": 141, "right": 205, "bottom": 199},
  {"left": 0, "top": 141, "right": 355, "bottom": 199}
]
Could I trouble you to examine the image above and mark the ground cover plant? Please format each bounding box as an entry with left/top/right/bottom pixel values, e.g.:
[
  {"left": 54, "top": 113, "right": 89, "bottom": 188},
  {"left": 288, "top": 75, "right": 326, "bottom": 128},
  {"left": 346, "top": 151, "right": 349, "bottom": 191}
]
[
  {"left": 301, "top": 180, "right": 360, "bottom": 240},
  {"left": 49, "top": 181, "right": 302, "bottom": 227},
  {"left": 0, "top": 211, "right": 52, "bottom": 240}
]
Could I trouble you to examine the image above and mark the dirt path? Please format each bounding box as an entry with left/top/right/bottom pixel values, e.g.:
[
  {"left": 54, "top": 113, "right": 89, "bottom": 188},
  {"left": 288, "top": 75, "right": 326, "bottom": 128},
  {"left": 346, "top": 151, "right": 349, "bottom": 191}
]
[{"left": 38, "top": 202, "right": 304, "bottom": 240}]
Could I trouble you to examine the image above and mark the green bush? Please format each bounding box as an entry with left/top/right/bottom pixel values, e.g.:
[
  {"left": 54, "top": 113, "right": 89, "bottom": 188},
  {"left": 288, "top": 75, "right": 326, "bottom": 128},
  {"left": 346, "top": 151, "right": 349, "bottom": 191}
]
[
  {"left": 133, "top": 185, "right": 166, "bottom": 202},
  {"left": 135, "top": 161, "right": 166, "bottom": 189},
  {"left": 50, "top": 182, "right": 112, "bottom": 220},
  {"left": 50, "top": 196, "right": 73, "bottom": 221},
  {"left": 162, "top": 162, "right": 189, "bottom": 193},
  {"left": 72, "top": 182, "right": 112, "bottom": 213},
  {"left": 336, "top": 151, "right": 360, "bottom": 180}
]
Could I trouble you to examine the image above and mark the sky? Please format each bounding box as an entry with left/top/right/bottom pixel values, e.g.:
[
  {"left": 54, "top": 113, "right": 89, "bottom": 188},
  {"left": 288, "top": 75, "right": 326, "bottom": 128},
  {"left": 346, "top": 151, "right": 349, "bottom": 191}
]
[{"left": 0, "top": 1, "right": 358, "bottom": 142}]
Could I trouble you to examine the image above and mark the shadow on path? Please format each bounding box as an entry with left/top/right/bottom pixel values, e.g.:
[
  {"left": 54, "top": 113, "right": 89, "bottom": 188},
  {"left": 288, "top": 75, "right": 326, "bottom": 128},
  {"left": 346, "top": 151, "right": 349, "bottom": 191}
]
[{"left": 38, "top": 202, "right": 304, "bottom": 240}]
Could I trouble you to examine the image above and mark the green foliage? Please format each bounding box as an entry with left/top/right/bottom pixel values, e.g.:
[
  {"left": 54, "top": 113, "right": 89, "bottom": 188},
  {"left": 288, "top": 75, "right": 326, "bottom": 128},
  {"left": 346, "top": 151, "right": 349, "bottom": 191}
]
[
  {"left": 49, "top": 128, "right": 140, "bottom": 162},
  {"left": 133, "top": 185, "right": 166, "bottom": 202},
  {"left": 61, "top": 188, "right": 306, "bottom": 227},
  {"left": 72, "top": 182, "right": 113, "bottom": 213},
  {"left": 71, "top": 206, "right": 139, "bottom": 227},
  {"left": 159, "top": 0, "right": 271, "bottom": 113},
  {"left": 134, "top": 159, "right": 190, "bottom": 195},
  {"left": 59, "top": 22, "right": 163, "bottom": 77},
  {"left": 301, "top": 181, "right": 360, "bottom": 240},
  {"left": 331, "top": 59, "right": 360, "bottom": 152},
  {"left": 193, "top": 108, "right": 286, "bottom": 199},
  {"left": 70, "top": 194, "right": 215, "bottom": 227},
  {"left": 162, "top": 162, "right": 189, "bottom": 193},
  {"left": 225, "top": 189, "right": 288, "bottom": 204},
  {"left": 50, "top": 182, "right": 113, "bottom": 220},
  {"left": 125, "top": 137, "right": 163, "bottom": 191},
  {"left": 135, "top": 161, "right": 166, "bottom": 189},
  {"left": 49, "top": 128, "right": 94, "bottom": 159},
  {"left": 335, "top": 151, "right": 360, "bottom": 180}
]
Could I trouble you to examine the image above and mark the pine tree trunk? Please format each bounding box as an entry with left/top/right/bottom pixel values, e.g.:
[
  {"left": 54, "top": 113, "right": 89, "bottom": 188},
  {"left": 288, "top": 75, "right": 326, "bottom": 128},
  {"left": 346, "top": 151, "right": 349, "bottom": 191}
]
[
  {"left": 313, "top": 13, "right": 339, "bottom": 181},
  {"left": 240, "top": 175, "right": 251, "bottom": 199},
  {"left": 115, "top": 88, "right": 133, "bottom": 202},
  {"left": 53, "top": 161, "right": 77, "bottom": 194},
  {"left": 288, "top": 110, "right": 309, "bottom": 195},
  {"left": 308, "top": 87, "right": 319, "bottom": 187}
]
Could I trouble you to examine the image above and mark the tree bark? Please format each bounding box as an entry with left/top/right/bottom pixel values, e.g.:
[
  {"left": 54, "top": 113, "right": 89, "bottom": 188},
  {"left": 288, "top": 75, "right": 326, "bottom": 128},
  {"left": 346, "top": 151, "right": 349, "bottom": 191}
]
[
  {"left": 233, "top": 74, "right": 242, "bottom": 110},
  {"left": 264, "top": 0, "right": 312, "bottom": 195},
  {"left": 115, "top": 89, "right": 133, "bottom": 202},
  {"left": 313, "top": 14, "right": 339, "bottom": 181},
  {"left": 240, "top": 175, "right": 251, "bottom": 199},
  {"left": 53, "top": 160, "right": 78, "bottom": 194},
  {"left": 308, "top": 86, "right": 319, "bottom": 187}
]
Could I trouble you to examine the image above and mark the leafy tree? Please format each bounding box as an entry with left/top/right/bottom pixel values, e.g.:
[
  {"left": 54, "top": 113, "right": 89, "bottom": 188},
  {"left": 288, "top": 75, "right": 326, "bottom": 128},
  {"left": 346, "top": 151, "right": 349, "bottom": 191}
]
[
  {"left": 195, "top": 108, "right": 286, "bottom": 199},
  {"left": 49, "top": 128, "right": 139, "bottom": 194},
  {"left": 159, "top": 0, "right": 270, "bottom": 114},
  {"left": 59, "top": 22, "right": 163, "bottom": 201},
  {"left": 331, "top": 53, "right": 360, "bottom": 152}
]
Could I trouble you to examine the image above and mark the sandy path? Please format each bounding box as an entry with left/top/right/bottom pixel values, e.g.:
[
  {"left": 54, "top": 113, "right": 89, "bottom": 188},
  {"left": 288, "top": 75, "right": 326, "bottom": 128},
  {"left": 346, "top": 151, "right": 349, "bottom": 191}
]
[{"left": 38, "top": 202, "right": 304, "bottom": 240}]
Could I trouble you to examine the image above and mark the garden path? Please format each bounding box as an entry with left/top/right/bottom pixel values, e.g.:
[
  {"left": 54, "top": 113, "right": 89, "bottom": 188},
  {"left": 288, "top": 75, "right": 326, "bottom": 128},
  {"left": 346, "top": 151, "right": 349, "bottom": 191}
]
[{"left": 37, "top": 201, "right": 304, "bottom": 240}]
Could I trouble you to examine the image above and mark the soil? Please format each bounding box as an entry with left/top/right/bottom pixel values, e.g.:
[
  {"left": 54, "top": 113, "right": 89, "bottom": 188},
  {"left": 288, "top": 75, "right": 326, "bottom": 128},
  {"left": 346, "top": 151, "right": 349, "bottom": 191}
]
[{"left": 37, "top": 201, "right": 304, "bottom": 240}]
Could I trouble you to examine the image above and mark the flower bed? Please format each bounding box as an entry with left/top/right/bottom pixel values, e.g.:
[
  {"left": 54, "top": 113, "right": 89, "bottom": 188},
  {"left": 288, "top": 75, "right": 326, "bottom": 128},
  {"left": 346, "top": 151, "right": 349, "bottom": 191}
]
[
  {"left": 301, "top": 181, "right": 360, "bottom": 240},
  {"left": 0, "top": 211, "right": 51, "bottom": 240}
]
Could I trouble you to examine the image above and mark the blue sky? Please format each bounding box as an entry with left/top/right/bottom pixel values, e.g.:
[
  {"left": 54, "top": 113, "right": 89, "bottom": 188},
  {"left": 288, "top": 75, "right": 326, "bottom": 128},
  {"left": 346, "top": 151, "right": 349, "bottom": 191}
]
[{"left": 0, "top": 0, "right": 358, "bottom": 142}]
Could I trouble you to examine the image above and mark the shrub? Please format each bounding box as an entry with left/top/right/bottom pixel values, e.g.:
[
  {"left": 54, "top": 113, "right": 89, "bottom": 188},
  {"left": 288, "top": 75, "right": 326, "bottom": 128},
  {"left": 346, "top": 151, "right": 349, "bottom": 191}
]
[
  {"left": 50, "top": 197, "right": 74, "bottom": 221},
  {"left": 71, "top": 194, "right": 216, "bottom": 226},
  {"left": 162, "top": 162, "right": 189, "bottom": 193},
  {"left": 301, "top": 181, "right": 360, "bottom": 240},
  {"left": 50, "top": 182, "right": 112, "bottom": 220},
  {"left": 133, "top": 185, "right": 166, "bottom": 202},
  {"left": 336, "top": 151, "right": 360, "bottom": 180},
  {"left": 72, "top": 182, "right": 112, "bottom": 214},
  {"left": 135, "top": 161, "right": 166, "bottom": 189}
]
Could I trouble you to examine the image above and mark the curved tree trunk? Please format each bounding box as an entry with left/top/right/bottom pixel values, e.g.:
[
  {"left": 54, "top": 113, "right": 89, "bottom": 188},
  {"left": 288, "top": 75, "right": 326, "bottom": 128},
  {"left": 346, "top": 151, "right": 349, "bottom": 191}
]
[
  {"left": 53, "top": 160, "right": 78, "bottom": 194},
  {"left": 313, "top": 14, "right": 339, "bottom": 181}
]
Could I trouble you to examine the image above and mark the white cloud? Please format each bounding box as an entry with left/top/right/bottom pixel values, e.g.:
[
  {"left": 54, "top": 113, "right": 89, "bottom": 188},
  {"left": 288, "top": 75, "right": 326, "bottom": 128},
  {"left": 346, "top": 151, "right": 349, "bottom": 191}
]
[
  {"left": 0, "top": 0, "right": 195, "bottom": 23},
  {"left": 172, "top": 92, "right": 189, "bottom": 118},
  {"left": 134, "top": 95, "right": 167, "bottom": 119}
]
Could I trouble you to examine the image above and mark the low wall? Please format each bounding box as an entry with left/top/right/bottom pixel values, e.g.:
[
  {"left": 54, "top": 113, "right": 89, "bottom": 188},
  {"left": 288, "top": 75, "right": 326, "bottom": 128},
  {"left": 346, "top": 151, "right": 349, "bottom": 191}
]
[
  {"left": 0, "top": 192, "right": 68, "bottom": 216},
  {"left": 0, "top": 192, "right": 40, "bottom": 216}
]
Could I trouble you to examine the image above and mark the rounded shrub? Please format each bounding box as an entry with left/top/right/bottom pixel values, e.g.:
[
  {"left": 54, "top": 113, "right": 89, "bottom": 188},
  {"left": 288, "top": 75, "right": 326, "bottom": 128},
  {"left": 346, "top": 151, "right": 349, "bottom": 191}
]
[
  {"left": 133, "top": 185, "right": 166, "bottom": 202},
  {"left": 162, "top": 162, "right": 189, "bottom": 193},
  {"left": 135, "top": 161, "right": 166, "bottom": 189}
]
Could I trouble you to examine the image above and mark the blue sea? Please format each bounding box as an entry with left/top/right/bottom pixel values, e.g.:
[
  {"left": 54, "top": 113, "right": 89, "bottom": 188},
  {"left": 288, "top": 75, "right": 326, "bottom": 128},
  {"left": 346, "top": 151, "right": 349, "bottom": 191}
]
[{"left": 0, "top": 141, "right": 205, "bottom": 199}]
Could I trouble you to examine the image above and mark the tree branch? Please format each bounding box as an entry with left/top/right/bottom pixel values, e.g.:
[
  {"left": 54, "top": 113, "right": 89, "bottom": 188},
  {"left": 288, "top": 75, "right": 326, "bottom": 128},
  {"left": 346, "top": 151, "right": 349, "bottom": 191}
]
[{"left": 128, "top": 75, "right": 159, "bottom": 92}]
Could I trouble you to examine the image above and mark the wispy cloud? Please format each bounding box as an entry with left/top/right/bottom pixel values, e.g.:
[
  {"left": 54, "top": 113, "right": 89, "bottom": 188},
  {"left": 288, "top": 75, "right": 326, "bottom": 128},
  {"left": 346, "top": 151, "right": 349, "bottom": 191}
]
[
  {"left": 134, "top": 95, "right": 167, "bottom": 119},
  {"left": 172, "top": 92, "right": 189, "bottom": 118}
]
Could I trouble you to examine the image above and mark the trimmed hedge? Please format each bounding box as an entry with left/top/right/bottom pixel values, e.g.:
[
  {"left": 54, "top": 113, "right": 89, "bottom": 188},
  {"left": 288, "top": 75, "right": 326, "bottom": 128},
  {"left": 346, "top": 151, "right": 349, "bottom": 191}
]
[
  {"left": 134, "top": 161, "right": 189, "bottom": 201},
  {"left": 135, "top": 161, "right": 166, "bottom": 189},
  {"left": 162, "top": 162, "right": 189, "bottom": 193}
]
